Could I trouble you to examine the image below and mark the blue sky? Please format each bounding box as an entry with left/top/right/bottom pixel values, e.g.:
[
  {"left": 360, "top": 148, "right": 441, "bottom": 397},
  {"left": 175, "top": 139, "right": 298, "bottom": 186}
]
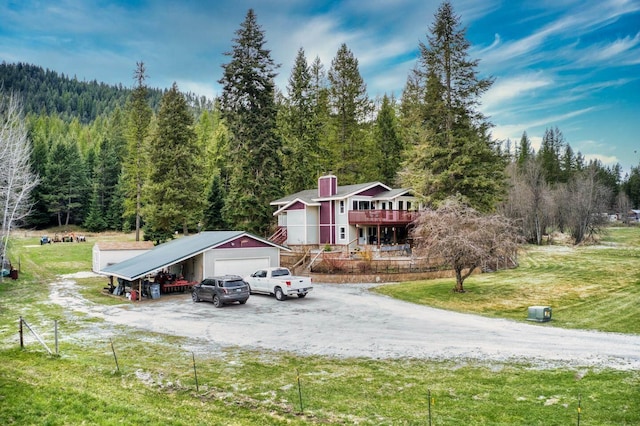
[{"left": 1, "top": 0, "right": 639, "bottom": 173}]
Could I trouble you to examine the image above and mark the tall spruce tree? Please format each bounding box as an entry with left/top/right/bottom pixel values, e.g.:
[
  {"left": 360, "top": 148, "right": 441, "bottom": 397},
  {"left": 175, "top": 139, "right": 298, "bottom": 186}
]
[
  {"left": 219, "top": 9, "right": 282, "bottom": 235},
  {"left": 144, "top": 83, "right": 206, "bottom": 242},
  {"left": 280, "top": 48, "right": 321, "bottom": 192},
  {"left": 400, "top": 1, "right": 505, "bottom": 211},
  {"left": 122, "top": 62, "right": 152, "bottom": 241},
  {"left": 309, "top": 56, "right": 332, "bottom": 174},
  {"left": 328, "top": 43, "right": 371, "bottom": 184},
  {"left": 373, "top": 94, "right": 403, "bottom": 184}
]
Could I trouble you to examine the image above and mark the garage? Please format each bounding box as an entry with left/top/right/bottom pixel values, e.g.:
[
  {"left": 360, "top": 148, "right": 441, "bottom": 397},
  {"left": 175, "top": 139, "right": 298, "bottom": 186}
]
[
  {"left": 100, "top": 231, "right": 289, "bottom": 298},
  {"left": 214, "top": 257, "right": 270, "bottom": 277}
]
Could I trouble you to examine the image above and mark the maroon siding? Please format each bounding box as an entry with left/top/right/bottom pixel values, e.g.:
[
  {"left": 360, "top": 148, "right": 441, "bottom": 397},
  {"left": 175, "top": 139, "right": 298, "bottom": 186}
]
[
  {"left": 216, "top": 236, "right": 272, "bottom": 249},
  {"left": 319, "top": 200, "right": 334, "bottom": 244},
  {"left": 356, "top": 185, "right": 387, "bottom": 197},
  {"left": 287, "top": 201, "right": 305, "bottom": 210},
  {"left": 318, "top": 175, "right": 337, "bottom": 197}
]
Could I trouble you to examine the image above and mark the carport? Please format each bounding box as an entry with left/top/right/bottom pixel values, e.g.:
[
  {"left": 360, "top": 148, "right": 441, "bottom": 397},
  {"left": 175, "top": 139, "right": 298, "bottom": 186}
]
[{"left": 100, "top": 231, "right": 289, "bottom": 299}]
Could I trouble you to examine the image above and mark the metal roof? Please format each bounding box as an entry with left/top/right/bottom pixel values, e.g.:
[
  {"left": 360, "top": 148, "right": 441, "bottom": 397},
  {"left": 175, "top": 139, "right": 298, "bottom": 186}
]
[{"left": 101, "top": 231, "right": 286, "bottom": 281}]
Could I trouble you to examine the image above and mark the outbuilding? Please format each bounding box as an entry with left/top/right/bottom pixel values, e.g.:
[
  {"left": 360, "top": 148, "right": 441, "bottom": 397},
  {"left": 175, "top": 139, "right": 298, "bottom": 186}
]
[
  {"left": 101, "top": 231, "right": 288, "bottom": 287},
  {"left": 92, "top": 241, "right": 155, "bottom": 275}
]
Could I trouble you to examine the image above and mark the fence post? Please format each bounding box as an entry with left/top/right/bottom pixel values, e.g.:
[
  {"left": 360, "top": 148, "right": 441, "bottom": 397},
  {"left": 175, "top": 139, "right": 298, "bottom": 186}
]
[
  {"left": 110, "top": 338, "right": 120, "bottom": 373},
  {"left": 54, "top": 320, "right": 59, "bottom": 356},
  {"left": 192, "top": 352, "right": 199, "bottom": 392},
  {"left": 19, "top": 316, "right": 24, "bottom": 349},
  {"left": 296, "top": 368, "right": 304, "bottom": 414}
]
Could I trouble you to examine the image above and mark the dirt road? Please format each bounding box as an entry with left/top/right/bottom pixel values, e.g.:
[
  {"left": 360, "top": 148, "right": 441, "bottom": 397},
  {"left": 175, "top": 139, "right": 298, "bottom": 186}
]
[{"left": 52, "top": 274, "right": 640, "bottom": 370}]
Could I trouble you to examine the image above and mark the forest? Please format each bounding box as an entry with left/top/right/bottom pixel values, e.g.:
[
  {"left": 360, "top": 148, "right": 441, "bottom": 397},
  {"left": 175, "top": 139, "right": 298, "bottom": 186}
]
[{"left": 1, "top": 3, "right": 639, "bottom": 245}]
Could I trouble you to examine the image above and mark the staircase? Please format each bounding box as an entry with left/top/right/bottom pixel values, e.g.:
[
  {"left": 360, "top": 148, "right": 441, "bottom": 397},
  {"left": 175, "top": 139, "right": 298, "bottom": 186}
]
[{"left": 269, "top": 226, "right": 287, "bottom": 245}]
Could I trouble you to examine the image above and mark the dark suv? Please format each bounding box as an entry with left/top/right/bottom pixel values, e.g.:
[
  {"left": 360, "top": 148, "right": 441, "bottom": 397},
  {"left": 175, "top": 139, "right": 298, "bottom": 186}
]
[{"left": 192, "top": 275, "right": 249, "bottom": 308}]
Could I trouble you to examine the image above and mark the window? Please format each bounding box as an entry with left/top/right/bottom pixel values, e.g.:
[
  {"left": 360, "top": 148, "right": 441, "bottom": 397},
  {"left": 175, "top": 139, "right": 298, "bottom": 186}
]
[
  {"left": 339, "top": 200, "right": 345, "bottom": 214},
  {"left": 339, "top": 226, "right": 346, "bottom": 240},
  {"left": 407, "top": 201, "right": 412, "bottom": 210},
  {"left": 381, "top": 202, "right": 386, "bottom": 210},
  {"left": 399, "top": 201, "right": 404, "bottom": 210},
  {"left": 388, "top": 202, "right": 393, "bottom": 210}
]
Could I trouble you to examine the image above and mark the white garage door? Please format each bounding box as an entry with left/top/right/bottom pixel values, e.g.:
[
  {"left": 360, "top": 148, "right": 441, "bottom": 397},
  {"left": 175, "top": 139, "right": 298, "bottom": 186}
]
[{"left": 214, "top": 257, "right": 270, "bottom": 278}]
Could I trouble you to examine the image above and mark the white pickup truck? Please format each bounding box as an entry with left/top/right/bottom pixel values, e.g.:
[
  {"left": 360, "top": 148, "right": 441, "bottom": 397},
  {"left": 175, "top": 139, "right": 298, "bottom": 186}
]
[{"left": 244, "top": 267, "right": 313, "bottom": 301}]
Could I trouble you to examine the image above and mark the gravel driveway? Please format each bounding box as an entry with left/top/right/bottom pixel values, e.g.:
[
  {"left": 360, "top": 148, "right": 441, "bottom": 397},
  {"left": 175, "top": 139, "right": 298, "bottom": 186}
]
[{"left": 52, "top": 274, "right": 640, "bottom": 370}]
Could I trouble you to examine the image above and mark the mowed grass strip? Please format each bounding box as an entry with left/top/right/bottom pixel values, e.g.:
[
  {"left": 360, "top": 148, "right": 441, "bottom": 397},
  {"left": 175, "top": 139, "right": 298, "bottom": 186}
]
[
  {"left": 374, "top": 226, "right": 640, "bottom": 334},
  {"left": 0, "top": 230, "right": 639, "bottom": 424}
]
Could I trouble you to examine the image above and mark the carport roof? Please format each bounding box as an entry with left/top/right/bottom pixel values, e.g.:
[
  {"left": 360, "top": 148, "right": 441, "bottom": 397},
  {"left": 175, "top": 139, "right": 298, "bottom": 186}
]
[{"left": 101, "top": 231, "right": 287, "bottom": 281}]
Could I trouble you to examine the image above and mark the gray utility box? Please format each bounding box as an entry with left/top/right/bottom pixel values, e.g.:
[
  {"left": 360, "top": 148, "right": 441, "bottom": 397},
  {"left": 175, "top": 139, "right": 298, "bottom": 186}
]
[{"left": 527, "top": 306, "right": 552, "bottom": 322}]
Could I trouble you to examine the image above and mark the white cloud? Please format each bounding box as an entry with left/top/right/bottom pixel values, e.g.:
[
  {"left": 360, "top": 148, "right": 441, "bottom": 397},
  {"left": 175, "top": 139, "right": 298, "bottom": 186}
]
[{"left": 481, "top": 73, "right": 553, "bottom": 112}]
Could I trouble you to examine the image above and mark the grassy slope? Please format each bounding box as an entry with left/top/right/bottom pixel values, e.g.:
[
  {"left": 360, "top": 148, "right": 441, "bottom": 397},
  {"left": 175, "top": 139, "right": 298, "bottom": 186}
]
[
  {"left": 0, "top": 230, "right": 638, "bottom": 425},
  {"left": 375, "top": 227, "right": 640, "bottom": 334}
]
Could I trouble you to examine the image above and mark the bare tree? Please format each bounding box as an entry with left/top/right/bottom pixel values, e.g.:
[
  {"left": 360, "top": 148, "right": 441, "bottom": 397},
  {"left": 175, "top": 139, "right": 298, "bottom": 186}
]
[
  {"left": 0, "top": 92, "right": 39, "bottom": 269},
  {"left": 411, "top": 198, "right": 521, "bottom": 292},
  {"left": 615, "top": 192, "right": 631, "bottom": 225},
  {"left": 501, "top": 159, "right": 552, "bottom": 245},
  {"left": 565, "top": 166, "right": 611, "bottom": 244}
]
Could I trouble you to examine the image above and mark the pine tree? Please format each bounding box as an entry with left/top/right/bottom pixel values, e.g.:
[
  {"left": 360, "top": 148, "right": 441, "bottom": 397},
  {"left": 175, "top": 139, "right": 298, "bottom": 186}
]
[
  {"left": 327, "top": 43, "right": 372, "bottom": 184},
  {"left": 373, "top": 94, "right": 403, "bottom": 184},
  {"left": 280, "top": 48, "right": 321, "bottom": 192},
  {"left": 538, "top": 126, "right": 564, "bottom": 184},
  {"left": 399, "top": 1, "right": 505, "bottom": 211},
  {"left": 203, "top": 173, "right": 227, "bottom": 230},
  {"left": 122, "top": 62, "right": 152, "bottom": 241},
  {"left": 516, "top": 131, "right": 534, "bottom": 170},
  {"left": 219, "top": 9, "right": 282, "bottom": 235},
  {"left": 144, "top": 83, "right": 206, "bottom": 242}
]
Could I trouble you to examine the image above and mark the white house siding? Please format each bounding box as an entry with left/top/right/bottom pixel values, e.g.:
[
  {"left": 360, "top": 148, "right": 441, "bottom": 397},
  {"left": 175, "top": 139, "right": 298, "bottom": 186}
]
[
  {"left": 92, "top": 243, "right": 153, "bottom": 274},
  {"left": 203, "top": 247, "right": 280, "bottom": 278},
  {"left": 286, "top": 209, "right": 307, "bottom": 245},
  {"left": 305, "top": 207, "right": 319, "bottom": 244}
]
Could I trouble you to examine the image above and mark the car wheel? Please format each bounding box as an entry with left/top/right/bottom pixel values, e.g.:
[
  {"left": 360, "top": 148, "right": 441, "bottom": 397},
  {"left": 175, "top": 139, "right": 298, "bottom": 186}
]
[
  {"left": 297, "top": 293, "right": 307, "bottom": 298},
  {"left": 192, "top": 291, "right": 200, "bottom": 302},
  {"left": 239, "top": 299, "right": 247, "bottom": 305},
  {"left": 274, "top": 287, "right": 286, "bottom": 301},
  {"left": 212, "top": 295, "right": 223, "bottom": 308}
]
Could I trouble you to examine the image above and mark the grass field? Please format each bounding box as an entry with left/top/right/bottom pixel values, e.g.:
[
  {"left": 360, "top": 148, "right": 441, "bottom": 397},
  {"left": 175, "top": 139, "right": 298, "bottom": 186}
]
[
  {"left": 374, "top": 226, "right": 640, "bottom": 334},
  {"left": 1, "top": 227, "right": 639, "bottom": 425}
]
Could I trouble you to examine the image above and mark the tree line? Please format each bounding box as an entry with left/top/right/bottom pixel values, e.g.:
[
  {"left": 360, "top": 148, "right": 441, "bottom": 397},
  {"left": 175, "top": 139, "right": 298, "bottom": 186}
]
[{"left": 1, "top": 2, "right": 639, "bottom": 246}]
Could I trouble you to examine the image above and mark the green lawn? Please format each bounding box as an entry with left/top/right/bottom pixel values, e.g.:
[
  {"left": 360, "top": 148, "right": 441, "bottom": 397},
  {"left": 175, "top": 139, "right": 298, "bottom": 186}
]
[
  {"left": 0, "top": 229, "right": 638, "bottom": 425},
  {"left": 375, "top": 226, "right": 640, "bottom": 334}
]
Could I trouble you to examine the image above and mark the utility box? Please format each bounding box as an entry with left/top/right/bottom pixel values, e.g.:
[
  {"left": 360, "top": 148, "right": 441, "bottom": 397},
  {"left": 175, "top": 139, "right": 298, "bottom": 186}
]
[{"left": 527, "top": 306, "right": 552, "bottom": 322}]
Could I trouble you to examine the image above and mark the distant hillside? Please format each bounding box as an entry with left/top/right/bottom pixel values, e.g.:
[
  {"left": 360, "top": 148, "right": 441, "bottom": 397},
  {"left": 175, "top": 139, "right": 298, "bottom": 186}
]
[{"left": 0, "top": 62, "right": 213, "bottom": 122}]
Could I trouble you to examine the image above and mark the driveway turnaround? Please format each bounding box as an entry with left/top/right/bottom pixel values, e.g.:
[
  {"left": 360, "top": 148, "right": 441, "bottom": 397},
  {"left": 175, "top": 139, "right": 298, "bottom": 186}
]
[{"left": 52, "top": 274, "right": 640, "bottom": 370}]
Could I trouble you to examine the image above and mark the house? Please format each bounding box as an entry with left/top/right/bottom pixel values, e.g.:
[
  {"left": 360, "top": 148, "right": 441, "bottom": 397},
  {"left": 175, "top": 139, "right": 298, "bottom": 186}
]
[
  {"left": 100, "top": 231, "right": 288, "bottom": 284},
  {"left": 92, "top": 241, "right": 155, "bottom": 274},
  {"left": 270, "top": 175, "right": 419, "bottom": 248}
]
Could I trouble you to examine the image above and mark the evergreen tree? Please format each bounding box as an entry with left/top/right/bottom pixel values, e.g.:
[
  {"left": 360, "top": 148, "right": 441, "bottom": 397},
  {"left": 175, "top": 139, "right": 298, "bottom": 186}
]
[
  {"left": 43, "top": 139, "right": 88, "bottom": 226},
  {"left": 309, "top": 56, "right": 332, "bottom": 175},
  {"left": 280, "top": 48, "right": 322, "bottom": 192},
  {"left": 144, "top": 83, "right": 206, "bottom": 242},
  {"left": 373, "top": 94, "right": 403, "bottom": 184},
  {"left": 122, "top": 62, "right": 152, "bottom": 240},
  {"left": 219, "top": 9, "right": 282, "bottom": 235},
  {"left": 538, "top": 126, "right": 564, "bottom": 184},
  {"left": 399, "top": 1, "right": 505, "bottom": 211},
  {"left": 203, "top": 173, "right": 227, "bottom": 230},
  {"left": 516, "top": 131, "right": 534, "bottom": 170},
  {"left": 327, "top": 43, "right": 372, "bottom": 184}
]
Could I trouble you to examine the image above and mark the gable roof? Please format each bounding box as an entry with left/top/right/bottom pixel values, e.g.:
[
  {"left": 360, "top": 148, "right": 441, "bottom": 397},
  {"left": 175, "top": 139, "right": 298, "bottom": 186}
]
[
  {"left": 372, "top": 188, "right": 414, "bottom": 200},
  {"left": 101, "top": 231, "right": 288, "bottom": 281},
  {"left": 271, "top": 181, "right": 394, "bottom": 206}
]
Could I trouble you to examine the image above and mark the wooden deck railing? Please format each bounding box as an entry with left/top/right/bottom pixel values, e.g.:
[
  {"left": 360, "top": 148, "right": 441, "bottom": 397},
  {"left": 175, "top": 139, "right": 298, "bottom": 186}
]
[{"left": 348, "top": 210, "right": 418, "bottom": 225}]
